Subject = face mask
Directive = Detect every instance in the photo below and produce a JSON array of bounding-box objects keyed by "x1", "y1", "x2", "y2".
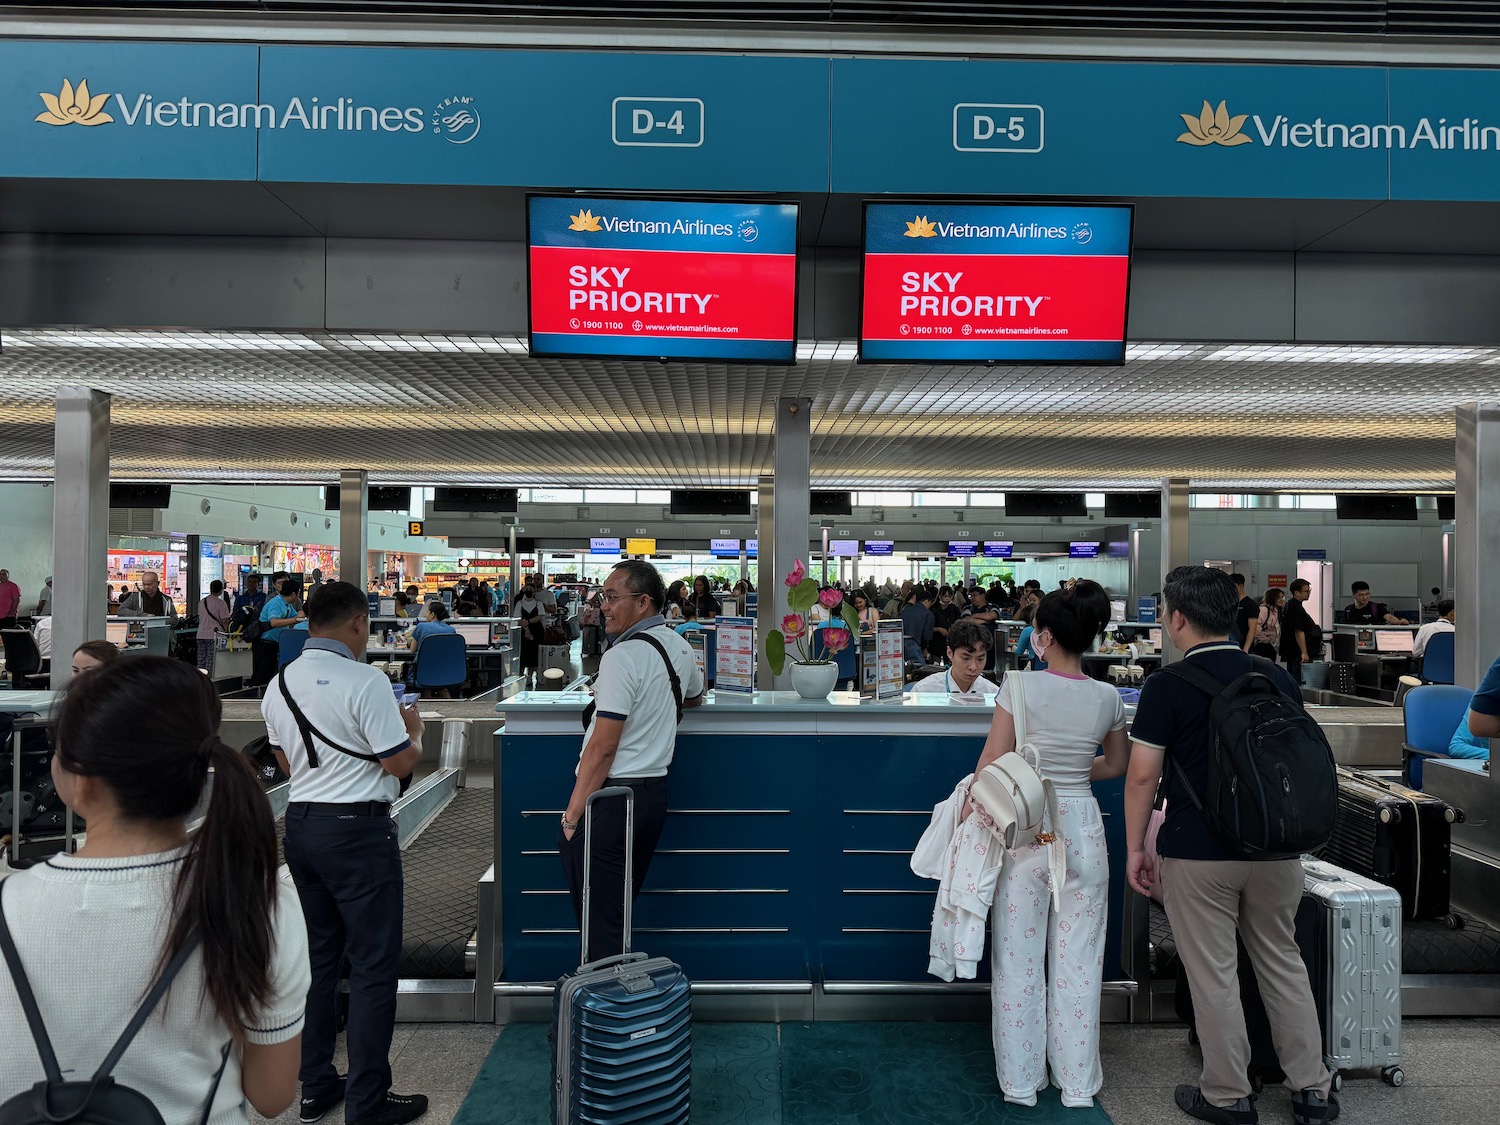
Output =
[{"x1": 1032, "y1": 636, "x2": 1048, "y2": 663}]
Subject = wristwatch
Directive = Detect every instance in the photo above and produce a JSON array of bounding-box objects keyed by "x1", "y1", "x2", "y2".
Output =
[{"x1": 561, "y1": 814, "x2": 579, "y2": 832}]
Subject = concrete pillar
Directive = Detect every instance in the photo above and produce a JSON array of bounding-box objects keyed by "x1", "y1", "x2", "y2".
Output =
[
  {"x1": 185, "y1": 534, "x2": 202, "y2": 615},
  {"x1": 338, "y1": 469, "x2": 368, "y2": 589},
  {"x1": 768, "y1": 397, "x2": 812, "y2": 690},
  {"x1": 51, "y1": 387, "x2": 111, "y2": 689},
  {"x1": 756, "y1": 474, "x2": 775, "y2": 689},
  {"x1": 1454, "y1": 405, "x2": 1500, "y2": 691},
  {"x1": 1160, "y1": 478, "x2": 1191, "y2": 663}
]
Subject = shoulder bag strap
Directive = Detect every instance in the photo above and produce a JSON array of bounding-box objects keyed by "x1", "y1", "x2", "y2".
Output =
[
  {"x1": 195, "y1": 1041, "x2": 234, "y2": 1125},
  {"x1": 1008, "y1": 670, "x2": 1028, "y2": 752},
  {"x1": 276, "y1": 672, "x2": 381, "y2": 769},
  {"x1": 0, "y1": 879, "x2": 65, "y2": 1083},
  {"x1": 632, "y1": 632, "x2": 685, "y2": 723}
]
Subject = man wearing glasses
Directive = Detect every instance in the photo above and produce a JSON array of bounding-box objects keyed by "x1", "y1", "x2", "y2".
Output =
[{"x1": 558, "y1": 560, "x2": 705, "y2": 963}]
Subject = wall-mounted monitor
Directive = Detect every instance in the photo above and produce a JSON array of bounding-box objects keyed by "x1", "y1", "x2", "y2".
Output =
[
  {"x1": 1005, "y1": 492, "x2": 1088, "y2": 518},
  {"x1": 590, "y1": 537, "x2": 620, "y2": 555},
  {"x1": 746, "y1": 539, "x2": 759, "y2": 559},
  {"x1": 830, "y1": 539, "x2": 860, "y2": 558},
  {"x1": 1437, "y1": 495, "x2": 1455, "y2": 521},
  {"x1": 1336, "y1": 494, "x2": 1417, "y2": 521},
  {"x1": 983, "y1": 541, "x2": 1014, "y2": 558},
  {"x1": 859, "y1": 201, "x2": 1133, "y2": 365},
  {"x1": 669, "y1": 489, "x2": 752, "y2": 516},
  {"x1": 948, "y1": 541, "x2": 978, "y2": 558},
  {"x1": 432, "y1": 487, "x2": 518, "y2": 513},
  {"x1": 710, "y1": 538, "x2": 741, "y2": 558},
  {"x1": 324, "y1": 486, "x2": 411, "y2": 512},
  {"x1": 810, "y1": 490, "x2": 853, "y2": 516},
  {"x1": 1104, "y1": 492, "x2": 1161, "y2": 519},
  {"x1": 527, "y1": 194, "x2": 799, "y2": 364},
  {"x1": 1069, "y1": 542, "x2": 1101, "y2": 559},
  {"x1": 864, "y1": 540, "x2": 895, "y2": 556},
  {"x1": 109, "y1": 483, "x2": 172, "y2": 509}
]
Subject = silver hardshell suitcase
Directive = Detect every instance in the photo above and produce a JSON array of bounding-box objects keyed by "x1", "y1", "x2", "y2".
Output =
[
  {"x1": 551, "y1": 786, "x2": 692, "y2": 1124},
  {"x1": 1299, "y1": 857, "x2": 1404, "y2": 1088}
]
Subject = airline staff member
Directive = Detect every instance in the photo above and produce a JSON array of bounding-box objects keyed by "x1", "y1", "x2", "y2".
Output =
[
  {"x1": 560, "y1": 560, "x2": 705, "y2": 964},
  {"x1": 261, "y1": 582, "x2": 429, "y2": 1125},
  {"x1": 908, "y1": 619, "x2": 997, "y2": 698}
]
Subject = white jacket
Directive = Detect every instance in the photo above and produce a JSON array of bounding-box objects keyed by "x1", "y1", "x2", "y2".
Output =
[{"x1": 911, "y1": 775, "x2": 1005, "y2": 982}]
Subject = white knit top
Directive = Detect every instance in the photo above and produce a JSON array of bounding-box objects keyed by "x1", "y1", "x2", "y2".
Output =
[{"x1": 0, "y1": 848, "x2": 310, "y2": 1125}]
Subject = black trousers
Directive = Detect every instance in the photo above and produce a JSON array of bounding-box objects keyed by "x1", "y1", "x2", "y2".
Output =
[
  {"x1": 283, "y1": 805, "x2": 403, "y2": 1120},
  {"x1": 559, "y1": 777, "x2": 669, "y2": 965},
  {"x1": 1285, "y1": 652, "x2": 1303, "y2": 686}
]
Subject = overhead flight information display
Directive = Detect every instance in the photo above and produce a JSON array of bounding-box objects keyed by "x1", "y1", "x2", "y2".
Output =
[
  {"x1": 528, "y1": 194, "x2": 799, "y2": 364},
  {"x1": 859, "y1": 201, "x2": 1133, "y2": 364}
]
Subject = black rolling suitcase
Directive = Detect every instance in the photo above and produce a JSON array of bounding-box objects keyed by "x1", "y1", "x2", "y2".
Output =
[
  {"x1": 1323, "y1": 768, "x2": 1462, "y2": 922},
  {"x1": 551, "y1": 786, "x2": 692, "y2": 1125}
]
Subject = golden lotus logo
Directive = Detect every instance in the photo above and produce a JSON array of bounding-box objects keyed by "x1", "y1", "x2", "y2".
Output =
[
  {"x1": 36, "y1": 78, "x2": 113, "y2": 127},
  {"x1": 904, "y1": 215, "x2": 937, "y2": 238},
  {"x1": 568, "y1": 209, "x2": 603, "y2": 232},
  {"x1": 1177, "y1": 100, "x2": 1251, "y2": 147}
]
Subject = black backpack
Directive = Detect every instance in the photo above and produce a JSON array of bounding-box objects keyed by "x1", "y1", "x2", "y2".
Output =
[
  {"x1": 228, "y1": 602, "x2": 266, "y2": 642},
  {"x1": 0, "y1": 881, "x2": 231, "y2": 1125},
  {"x1": 1162, "y1": 657, "x2": 1338, "y2": 860}
]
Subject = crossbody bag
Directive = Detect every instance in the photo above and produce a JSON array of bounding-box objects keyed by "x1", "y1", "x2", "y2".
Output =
[{"x1": 580, "y1": 631, "x2": 684, "y2": 731}]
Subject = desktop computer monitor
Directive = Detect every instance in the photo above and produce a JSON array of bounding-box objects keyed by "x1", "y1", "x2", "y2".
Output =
[
  {"x1": 452, "y1": 621, "x2": 491, "y2": 648},
  {"x1": 106, "y1": 621, "x2": 130, "y2": 649},
  {"x1": 1374, "y1": 630, "x2": 1415, "y2": 654},
  {"x1": 1147, "y1": 628, "x2": 1163, "y2": 650}
]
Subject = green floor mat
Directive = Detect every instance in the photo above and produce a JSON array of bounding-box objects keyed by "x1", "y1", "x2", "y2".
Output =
[{"x1": 454, "y1": 1021, "x2": 1112, "y2": 1125}]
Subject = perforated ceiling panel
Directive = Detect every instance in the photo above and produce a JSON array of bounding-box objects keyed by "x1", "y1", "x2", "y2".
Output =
[{"x1": 0, "y1": 331, "x2": 1477, "y2": 489}]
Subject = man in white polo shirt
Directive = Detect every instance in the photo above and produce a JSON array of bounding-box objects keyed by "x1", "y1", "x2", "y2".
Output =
[
  {"x1": 559, "y1": 559, "x2": 705, "y2": 963},
  {"x1": 261, "y1": 581, "x2": 428, "y2": 1125},
  {"x1": 909, "y1": 619, "x2": 998, "y2": 699}
]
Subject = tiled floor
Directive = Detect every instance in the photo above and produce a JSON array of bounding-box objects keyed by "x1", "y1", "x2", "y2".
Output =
[{"x1": 255, "y1": 1016, "x2": 1500, "y2": 1125}]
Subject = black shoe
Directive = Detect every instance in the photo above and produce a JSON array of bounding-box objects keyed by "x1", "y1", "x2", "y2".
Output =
[
  {"x1": 1175, "y1": 1085, "x2": 1258, "y2": 1125},
  {"x1": 300, "y1": 1076, "x2": 347, "y2": 1123},
  {"x1": 1291, "y1": 1089, "x2": 1341, "y2": 1125},
  {"x1": 347, "y1": 1093, "x2": 430, "y2": 1125}
]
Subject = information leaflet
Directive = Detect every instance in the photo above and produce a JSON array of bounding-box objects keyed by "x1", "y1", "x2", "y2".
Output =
[
  {"x1": 686, "y1": 630, "x2": 707, "y2": 689},
  {"x1": 877, "y1": 619, "x2": 905, "y2": 701},
  {"x1": 860, "y1": 201, "x2": 1132, "y2": 364},
  {"x1": 528, "y1": 195, "x2": 799, "y2": 363},
  {"x1": 715, "y1": 616, "x2": 756, "y2": 694},
  {"x1": 860, "y1": 632, "x2": 879, "y2": 700}
]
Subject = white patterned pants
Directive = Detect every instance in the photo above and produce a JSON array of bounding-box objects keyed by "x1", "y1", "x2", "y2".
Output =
[{"x1": 989, "y1": 795, "x2": 1109, "y2": 1107}]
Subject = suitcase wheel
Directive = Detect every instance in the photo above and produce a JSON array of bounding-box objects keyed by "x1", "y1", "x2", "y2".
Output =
[
  {"x1": 1249, "y1": 1072, "x2": 1263, "y2": 1095},
  {"x1": 1444, "y1": 913, "x2": 1464, "y2": 931},
  {"x1": 1330, "y1": 1073, "x2": 1343, "y2": 1093},
  {"x1": 1383, "y1": 1067, "x2": 1404, "y2": 1087}
]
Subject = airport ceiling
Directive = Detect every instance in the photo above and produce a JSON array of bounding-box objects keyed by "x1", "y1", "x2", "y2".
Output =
[{"x1": 0, "y1": 329, "x2": 1481, "y2": 490}]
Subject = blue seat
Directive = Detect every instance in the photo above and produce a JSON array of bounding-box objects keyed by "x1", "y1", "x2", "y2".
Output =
[
  {"x1": 1402, "y1": 683, "x2": 1473, "y2": 789},
  {"x1": 1421, "y1": 630, "x2": 1456, "y2": 685},
  {"x1": 411, "y1": 630, "x2": 469, "y2": 695},
  {"x1": 811, "y1": 624, "x2": 857, "y2": 687},
  {"x1": 277, "y1": 629, "x2": 308, "y2": 668}
]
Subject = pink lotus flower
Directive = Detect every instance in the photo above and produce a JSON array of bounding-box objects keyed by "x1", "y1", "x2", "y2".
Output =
[
  {"x1": 781, "y1": 614, "x2": 805, "y2": 639},
  {"x1": 818, "y1": 588, "x2": 843, "y2": 609},
  {"x1": 785, "y1": 558, "x2": 806, "y2": 587},
  {"x1": 822, "y1": 628, "x2": 850, "y2": 653}
]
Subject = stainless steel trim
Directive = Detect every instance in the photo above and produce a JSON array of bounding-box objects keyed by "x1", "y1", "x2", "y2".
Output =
[
  {"x1": 473, "y1": 865, "x2": 501, "y2": 1023},
  {"x1": 520, "y1": 849, "x2": 560, "y2": 856},
  {"x1": 520, "y1": 886, "x2": 789, "y2": 895},
  {"x1": 821, "y1": 979, "x2": 1137, "y2": 995},
  {"x1": 656, "y1": 848, "x2": 789, "y2": 855},
  {"x1": 521, "y1": 926, "x2": 789, "y2": 935},
  {"x1": 391, "y1": 766, "x2": 458, "y2": 849}
]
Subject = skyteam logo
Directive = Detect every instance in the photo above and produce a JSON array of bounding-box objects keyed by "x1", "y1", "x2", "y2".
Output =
[
  {"x1": 1071, "y1": 223, "x2": 1093, "y2": 245},
  {"x1": 737, "y1": 220, "x2": 759, "y2": 243},
  {"x1": 430, "y1": 94, "x2": 480, "y2": 144}
]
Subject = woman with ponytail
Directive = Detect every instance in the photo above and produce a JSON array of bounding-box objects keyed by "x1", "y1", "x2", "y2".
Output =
[
  {"x1": 968, "y1": 580, "x2": 1131, "y2": 1111},
  {"x1": 0, "y1": 656, "x2": 308, "y2": 1123}
]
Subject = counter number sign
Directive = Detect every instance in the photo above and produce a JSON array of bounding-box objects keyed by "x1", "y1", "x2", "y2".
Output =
[
  {"x1": 407, "y1": 520, "x2": 424, "y2": 537},
  {"x1": 613, "y1": 97, "x2": 704, "y2": 147}
]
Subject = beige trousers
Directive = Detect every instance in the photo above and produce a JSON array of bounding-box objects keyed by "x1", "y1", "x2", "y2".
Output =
[{"x1": 1161, "y1": 856, "x2": 1333, "y2": 1106}]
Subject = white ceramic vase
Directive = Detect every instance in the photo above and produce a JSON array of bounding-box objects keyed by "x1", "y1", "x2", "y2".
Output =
[{"x1": 789, "y1": 660, "x2": 839, "y2": 700}]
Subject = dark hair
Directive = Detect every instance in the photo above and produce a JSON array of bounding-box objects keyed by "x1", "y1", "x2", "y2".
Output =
[
  {"x1": 938, "y1": 585, "x2": 953, "y2": 597},
  {"x1": 665, "y1": 580, "x2": 687, "y2": 607},
  {"x1": 275, "y1": 579, "x2": 296, "y2": 598},
  {"x1": 1033, "y1": 580, "x2": 1112, "y2": 655},
  {"x1": 427, "y1": 602, "x2": 450, "y2": 621},
  {"x1": 1351, "y1": 581, "x2": 1370, "y2": 594},
  {"x1": 1438, "y1": 598, "x2": 1456, "y2": 616},
  {"x1": 54, "y1": 657, "x2": 277, "y2": 1038},
  {"x1": 693, "y1": 575, "x2": 711, "y2": 597},
  {"x1": 305, "y1": 579, "x2": 368, "y2": 630},
  {"x1": 1230, "y1": 572, "x2": 1246, "y2": 586},
  {"x1": 1263, "y1": 588, "x2": 1285, "y2": 608},
  {"x1": 612, "y1": 559, "x2": 666, "y2": 611},
  {"x1": 209, "y1": 579, "x2": 224, "y2": 595},
  {"x1": 1018, "y1": 601, "x2": 1038, "y2": 624},
  {"x1": 1163, "y1": 566, "x2": 1238, "y2": 634},
  {"x1": 73, "y1": 639, "x2": 120, "y2": 667},
  {"x1": 1290, "y1": 578, "x2": 1311, "y2": 595},
  {"x1": 405, "y1": 585, "x2": 420, "y2": 596},
  {"x1": 245, "y1": 575, "x2": 261, "y2": 590},
  {"x1": 271, "y1": 571, "x2": 288, "y2": 585},
  {"x1": 968, "y1": 586, "x2": 987, "y2": 599},
  {"x1": 946, "y1": 618, "x2": 992, "y2": 654},
  {"x1": 851, "y1": 591, "x2": 870, "y2": 610},
  {"x1": 394, "y1": 592, "x2": 410, "y2": 610}
]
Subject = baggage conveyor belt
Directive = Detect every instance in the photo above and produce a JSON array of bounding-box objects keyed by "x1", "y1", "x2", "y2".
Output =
[{"x1": 400, "y1": 787, "x2": 493, "y2": 979}]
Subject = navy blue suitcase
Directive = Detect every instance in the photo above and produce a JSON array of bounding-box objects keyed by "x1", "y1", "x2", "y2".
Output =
[{"x1": 551, "y1": 786, "x2": 692, "y2": 1124}]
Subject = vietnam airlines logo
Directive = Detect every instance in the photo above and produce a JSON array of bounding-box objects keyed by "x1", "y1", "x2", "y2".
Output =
[
  {"x1": 904, "y1": 216, "x2": 937, "y2": 238},
  {"x1": 35, "y1": 78, "x2": 113, "y2": 127},
  {"x1": 568, "y1": 209, "x2": 603, "y2": 232},
  {"x1": 1177, "y1": 100, "x2": 1251, "y2": 147}
]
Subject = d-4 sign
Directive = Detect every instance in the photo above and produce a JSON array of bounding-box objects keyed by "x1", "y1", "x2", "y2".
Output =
[{"x1": 612, "y1": 97, "x2": 705, "y2": 147}]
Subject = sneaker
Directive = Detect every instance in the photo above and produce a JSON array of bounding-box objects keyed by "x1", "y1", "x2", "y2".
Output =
[
  {"x1": 1291, "y1": 1089, "x2": 1341, "y2": 1124},
  {"x1": 300, "y1": 1076, "x2": 347, "y2": 1124},
  {"x1": 347, "y1": 1093, "x2": 430, "y2": 1125},
  {"x1": 1174, "y1": 1085, "x2": 1259, "y2": 1125}
]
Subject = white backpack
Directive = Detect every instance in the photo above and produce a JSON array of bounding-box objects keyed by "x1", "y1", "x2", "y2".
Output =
[{"x1": 967, "y1": 672, "x2": 1065, "y2": 910}]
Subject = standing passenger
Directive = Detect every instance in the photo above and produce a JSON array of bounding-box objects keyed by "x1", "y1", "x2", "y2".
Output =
[
  {"x1": 1278, "y1": 579, "x2": 1322, "y2": 685},
  {"x1": 969, "y1": 582, "x2": 1128, "y2": 1108},
  {"x1": 34, "y1": 575, "x2": 53, "y2": 618},
  {"x1": 514, "y1": 582, "x2": 545, "y2": 685},
  {"x1": 1242, "y1": 588, "x2": 1284, "y2": 661},
  {"x1": 197, "y1": 578, "x2": 233, "y2": 675},
  {"x1": 558, "y1": 561, "x2": 704, "y2": 963},
  {"x1": 260, "y1": 582, "x2": 429, "y2": 1125},
  {"x1": 899, "y1": 588, "x2": 935, "y2": 667},
  {"x1": 0, "y1": 568, "x2": 19, "y2": 630}
]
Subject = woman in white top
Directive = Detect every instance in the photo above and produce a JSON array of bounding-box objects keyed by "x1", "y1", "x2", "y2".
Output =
[
  {"x1": 968, "y1": 581, "x2": 1130, "y2": 1110},
  {"x1": 0, "y1": 656, "x2": 310, "y2": 1125}
]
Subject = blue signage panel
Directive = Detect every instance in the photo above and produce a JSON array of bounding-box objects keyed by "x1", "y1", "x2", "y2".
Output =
[
  {"x1": 710, "y1": 538, "x2": 741, "y2": 557},
  {"x1": 864, "y1": 540, "x2": 895, "y2": 556},
  {"x1": 1297, "y1": 548, "x2": 1328, "y2": 560},
  {"x1": 1389, "y1": 68, "x2": 1500, "y2": 202},
  {"x1": 258, "y1": 48, "x2": 829, "y2": 190},
  {"x1": 948, "y1": 541, "x2": 978, "y2": 558},
  {"x1": 746, "y1": 539, "x2": 758, "y2": 559},
  {"x1": 1136, "y1": 596, "x2": 1158, "y2": 624},
  {"x1": 1, "y1": 40, "x2": 259, "y2": 179},
  {"x1": 832, "y1": 58, "x2": 1389, "y2": 200},
  {"x1": 1069, "y1": 542, "x2": 1101, "y2": 559},
  {"x1": 589, "y1": 537, "x2": 620, "y2": 555},
  {"x1": 983, "y1": 541, "x2": 1014, "y2": 559}
]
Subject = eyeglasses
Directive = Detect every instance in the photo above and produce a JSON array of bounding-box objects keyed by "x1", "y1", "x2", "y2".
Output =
[{"x1": 600, "y1": 590, "x2": 645, "y2": 605}]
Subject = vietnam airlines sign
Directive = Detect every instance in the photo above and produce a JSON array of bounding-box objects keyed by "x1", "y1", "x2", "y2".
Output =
[{"x1": 1177, "y1": 98, "x2": 1500, "y2": 151}]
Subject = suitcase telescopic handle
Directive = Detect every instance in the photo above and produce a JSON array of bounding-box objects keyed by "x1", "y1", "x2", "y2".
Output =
[{"x1": 580, "y1": 785, "x2": 635, "y2": 968}]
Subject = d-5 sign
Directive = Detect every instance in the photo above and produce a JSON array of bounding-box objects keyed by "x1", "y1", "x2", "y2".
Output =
[
  {"x1": 612, "y1": 97, "x2": 705, "y2": 147},
  {"x1": 952, "y1": 103, "x2": 1044, "y2": 153}
]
